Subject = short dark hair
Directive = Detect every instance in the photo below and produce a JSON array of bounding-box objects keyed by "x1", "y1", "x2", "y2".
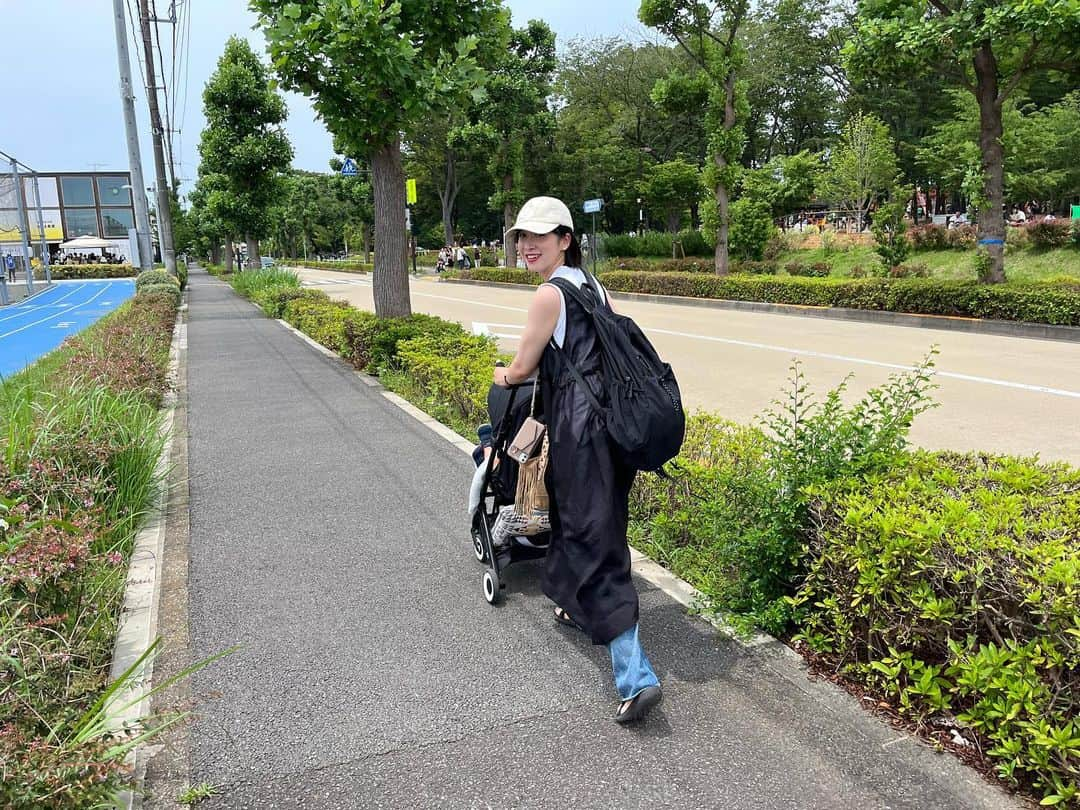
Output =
[{"x1": 554, "y1": 226, "x2": 583, "y2": 269}]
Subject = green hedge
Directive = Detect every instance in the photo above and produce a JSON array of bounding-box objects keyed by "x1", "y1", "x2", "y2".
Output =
[
  {"x1": 601, "y1": 229, "x2": 713, "y2": 257},
  {"x1": 36, "y1": 264, "x2": 135, "y2": 280},
  {"x1": 598, "y1": 272, "x2": 1080, "y2": 326},
  {"x1": 793, "y1": 452, "x2": 1080, "y2": 805}
]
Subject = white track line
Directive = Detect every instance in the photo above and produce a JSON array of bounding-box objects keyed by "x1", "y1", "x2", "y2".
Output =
[
  {"x1": 419, "y1": 289, "x2": 1080, "y2": 399},
  {"x1": 0, "y1": 283, "x2": 87, "y2": 322},
  {"x1": 0, "y1": 283, "x2": 113, "y2": 339}
]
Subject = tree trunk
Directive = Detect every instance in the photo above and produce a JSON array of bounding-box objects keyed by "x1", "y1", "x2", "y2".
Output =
[
  {"x1": 974, "y1": 42, "x2": 1006, "y2": 283},
  {"x1": 245, "y1": 234, "x2": 261, "y2": 270},
  {"x1": 371, "y1": 136, "x2": 411, "y2": 317},
  {"x1": 362, "y1": 223, "x2": 371, "y2": 264},
  {"x1": 714, "y1": 72, "x2": 738, "y2": 276},
  {"x1": 210, "y1": 243, "x2": 222, "y2": 265},
  {"x1": 223, "y1": 236, "x2": 234, "y2": 274},
  {"x1": 503, "y1": 174, "x2": 517, "y2": 269},
  {"x1": 666, "y1": 210, "x2": 681, "y2": 233},
  {"x1": 441, "y1": 149, "x2": 459, "y2": 247}
]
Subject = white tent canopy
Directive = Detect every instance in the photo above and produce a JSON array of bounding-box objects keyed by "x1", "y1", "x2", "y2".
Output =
[{"x1": 60, "y1": 235, "x2": 112, "y2": 250}]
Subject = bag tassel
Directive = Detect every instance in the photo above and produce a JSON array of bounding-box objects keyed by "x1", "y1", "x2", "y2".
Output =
[{"x1": 515, "y1": 434, "x2": 549, "y2": 516}]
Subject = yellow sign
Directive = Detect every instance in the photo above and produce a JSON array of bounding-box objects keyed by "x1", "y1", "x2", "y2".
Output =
[
  {"x1": 406, "y1": 178, "x2": 417, "y2": 205},
  {"x1": 0, "y1": 212, "x2": 64, "y2": 242}
]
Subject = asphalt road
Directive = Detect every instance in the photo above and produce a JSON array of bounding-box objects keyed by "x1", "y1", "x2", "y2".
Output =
[
  {"x1": 180, "y1": 268, "x2": 1020, "y2": 808},
  {"x1": 294, "y1": 267, "x2": 1080, "y2": 465}
]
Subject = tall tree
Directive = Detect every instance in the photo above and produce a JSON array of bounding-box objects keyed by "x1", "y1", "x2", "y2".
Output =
[
  {"x1": 197, "y1": 36, "x2": 293, "y2": 269},
  {"x1": 816, "y1": 112, "x2": 899, "y2": 231},
  {"x1": 637, "y1": 159, "x2": 703, "y2": 232},
  {"x1": 456, "y1": 19, "x2": 556, "y2": 268},
  {"x1": 640, "y1": 0, "x2": 751, "y2": 275},
  {"x1": 845, "y1": 0, "x2": 1080, "y2": 282},
  {"x1": 252, "y1": 0, "x2": 507, "y2": 317}
]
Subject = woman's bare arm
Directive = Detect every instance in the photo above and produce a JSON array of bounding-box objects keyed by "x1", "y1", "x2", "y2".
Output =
[{"x1": 494, "y1": 284, "x2": 561, "y2": 386}]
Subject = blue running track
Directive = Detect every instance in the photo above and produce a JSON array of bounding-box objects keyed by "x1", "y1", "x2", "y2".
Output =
[{"x1": 0, "y1": 280, "x2": 136, "y2": 378}]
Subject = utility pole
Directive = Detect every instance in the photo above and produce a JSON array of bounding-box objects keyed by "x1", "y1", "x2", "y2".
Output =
[
  {"x1": 137, "y1": 0, "x2": 177, "y2": 276},
  {"x1": 111, "y1": 0, "x2": 154, "y2": 272}
]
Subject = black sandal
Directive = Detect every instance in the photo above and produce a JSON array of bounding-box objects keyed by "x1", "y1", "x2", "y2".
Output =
[
  {"x1": 614, "y1": 685, "x2": 662, "y2": 725},
  {"x1": 553, "y1": 606, "x2": 583, "y2": 631}
]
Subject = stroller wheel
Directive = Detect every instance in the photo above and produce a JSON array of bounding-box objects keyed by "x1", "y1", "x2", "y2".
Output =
[
  {"x1": 471, "y1": 513, "x2": 488, "y2": 563},
  {"x1": 482, "y1": 568, "x2": 501, "y2": 605}
]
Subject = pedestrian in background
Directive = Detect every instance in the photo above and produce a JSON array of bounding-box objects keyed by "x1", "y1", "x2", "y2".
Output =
[
  {"x1": 5, "y1": 254, "x2": 16, "y2": 282},
  {"x1": 493, "y1": 195, "x2": 663, "y2": 725}
]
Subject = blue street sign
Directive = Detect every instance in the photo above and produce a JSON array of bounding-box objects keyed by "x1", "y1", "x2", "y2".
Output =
[
  {"x1": 583, "y1": 198, "x2": 603, "y2": 214},
  {"x1": 341, "y1": 158, "x2": 358, "y2": 177}
]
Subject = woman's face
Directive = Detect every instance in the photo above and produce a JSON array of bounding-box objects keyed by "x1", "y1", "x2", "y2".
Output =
[{"x1": 517, "y1": 230, "x2": 571, "y2": 274}]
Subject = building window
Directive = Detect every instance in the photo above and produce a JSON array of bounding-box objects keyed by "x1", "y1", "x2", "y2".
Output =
[
  {"x1": 60, "y1": 176, "x2": 95, "y2": 207},
  {"x1": 25, "y1": 176, "x2": 60, "y2": 208},
  {"x1": 0, "y1": 176, "x2": 19, "y2": 209},
  {"x1": 101, "y1": 209, "x2": 134, "y2": 237},
  {"x1": 64, "y1": 209, "x2": 100, "y2": 237},
  {"x1": 96, "y1": 176, "x2": 132, "y2": 206}
]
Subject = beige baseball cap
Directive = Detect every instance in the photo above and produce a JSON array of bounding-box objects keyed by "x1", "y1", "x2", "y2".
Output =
[{"x1": 504, "y1": 196, "x2": 574, "y2": 242}]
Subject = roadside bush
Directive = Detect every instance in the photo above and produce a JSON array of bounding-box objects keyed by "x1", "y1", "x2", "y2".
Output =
[
  {"x1": 599, "y1": 229, "x2": 712, "y2": 258},
  {"x1": 342, "y1": 312, "x2": 467, "y2": 372},
  {"x1": 393, "y1": 332, "x2": 500, "y2": 433},
  {"x1": 784, "y1": 261, "x2": 831, "y2": 278},
  {"x1": 285, "y1": 259, "x2": 372, "y2": 274},
  {"x1": 138, "y1": 282, "x2": 181, "y2": 307},
  {"x1": 231, "y1": 267, "x2": 299, "y2": 298},
  {"x1": 135, "y1": 269, "x2": 176, "y2": 291},
  {"x1": 792, "y1": 452, "x2": 1080, "y2": 805},
  {"x1": 1027, "y1": 219, "x2": 1073, "y2": 249},
  {"x1": 255, "y1": 286, "x2": 328, "y2": 319},
  {"x1": 37, "y1": 264, "x2": 135, "y2": 280},
  {"x1": 457, "y1": 268, "x2": 538, "y2": 285},
  {"x1": 738, "y1": 260, "x2": 779, "y2": 275},
  {"x1": 281, "y1": 297, "x2": 354, "y2": 355},
  {"x1": 597, "y1": 271, "x2": 1080, "y2": 325},
  {"x1": 1006, "y1": 224, "x2": 1031, "y2": 249},
  {"x1": 871, "y1": 199, "x2": 911, "y2": 268}
]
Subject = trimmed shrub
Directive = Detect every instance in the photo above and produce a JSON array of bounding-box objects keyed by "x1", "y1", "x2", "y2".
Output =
[
  {"x1": 909, "y1": 224, "x2": 949, "y2": 251},
  {"x1": 138, "y1": 282, "x2": 181, "y2": 307},
  {"x1": 784, "y1": 261, "x2": 809, "y2": 276},
  {"x1": 599, "y1": 229, "x2": 713, "y2": 258},
  {"x1": 393, "y1": 332, "x2": 500, "y2": 432},
  {"x1": 135, "y1": 269, "x2": 177, "y2": 291},
  {"x1": 1026, "y1": 219, "x2": 1073, "y2": 249},
  {"x1": 792, "y1": 452, "x2": 1080, "y2": 804},
  {"x1": 457, "y1": 268, "x2": 538, "y2": 285},
  {"x1": 285, "y1": 259, "x2": 373, "y2": 273},
  {"x1": 887, "y1": 263, "x2": 930, "y2": 279},
  {"x1": 36, "y1": 263, "x2": 135, "y2": 280},
  {"x1": 597, "y1": 271, "x2": 1080, "y2": 325},
  {"x1": 342, "y1": 311, "x2": 467, "y2": 372},
  {"x1": 254, "y1": 286, "x2": 329, "y2": 319},
  {"x1": 738, "y1": 260, "x2": 779, "y2": 275}
]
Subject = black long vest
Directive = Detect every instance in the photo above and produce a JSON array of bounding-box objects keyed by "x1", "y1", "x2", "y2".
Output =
[{"x1": 538, "y1": 275, "x2": 638, "y2": 645}]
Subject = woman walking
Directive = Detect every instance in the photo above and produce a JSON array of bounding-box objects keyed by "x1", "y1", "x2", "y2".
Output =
[{"x1": 493, "y1": 196, "x2": 662, "y2": 724}]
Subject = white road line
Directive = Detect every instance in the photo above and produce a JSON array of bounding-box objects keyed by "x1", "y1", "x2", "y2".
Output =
[
  {"x1": 0, "y1": 283, "x2": 113, "y2": 339},
  {"x1": 0, "y1": 283, "x2": 87, "y2": 322},
  {"x1": 472, "y1": 321, "x2": 522, "y2": 340},
  {"x1": 420, "y1": 288, "x2": 1080, "y2": 399}
]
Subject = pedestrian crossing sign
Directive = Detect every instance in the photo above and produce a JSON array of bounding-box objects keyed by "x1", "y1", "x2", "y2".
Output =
[
  {"x1": 341, "y1": 158, "x2": 358, "y2": 177},
  {"x1": 406, "y1": 178, "x2": 417, "y2": 205}
]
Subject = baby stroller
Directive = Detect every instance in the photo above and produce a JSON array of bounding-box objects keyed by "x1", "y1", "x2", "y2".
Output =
[{"x1": 469, "y1": 367, "x2": 550, "y2": 604}]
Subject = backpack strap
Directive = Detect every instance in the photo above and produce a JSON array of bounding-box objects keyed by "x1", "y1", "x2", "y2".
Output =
[{"x1": 548, "y1": 338, "x2": 604, "y2": 413}]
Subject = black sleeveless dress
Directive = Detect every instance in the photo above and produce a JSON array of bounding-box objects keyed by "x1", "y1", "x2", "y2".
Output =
[{"x1": 539, "y1": 279, "x2": 638, "y2": 645}]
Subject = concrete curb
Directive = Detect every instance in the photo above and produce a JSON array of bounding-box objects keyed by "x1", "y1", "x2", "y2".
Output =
[
  {"x1": 110, "y1": 294, "x2": 187, "y2": 810},
  {"x1": 272, "y1": 316, "x2": 787, "y2": 656},
  {"x1": 440, "y1": 277, "x2": 1080, "y2": 343}
]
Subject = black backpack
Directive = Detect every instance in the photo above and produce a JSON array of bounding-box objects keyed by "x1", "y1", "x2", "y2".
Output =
[{"x1": 549, "y1": 274, "x2": 685, "y2": 471}]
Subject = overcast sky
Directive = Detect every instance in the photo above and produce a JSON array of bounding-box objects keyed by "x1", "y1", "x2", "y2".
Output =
[{"x1": 0, "y1": 1, "x2": 649, "y2": 198}]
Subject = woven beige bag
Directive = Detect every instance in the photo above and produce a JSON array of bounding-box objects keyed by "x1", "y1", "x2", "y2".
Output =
[{"x1": 513, "y1": 433, "x2": 550, "y2": 534}]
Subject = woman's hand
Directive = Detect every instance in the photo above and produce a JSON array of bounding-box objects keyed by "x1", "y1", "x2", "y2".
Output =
[{"x1": 493, "y1": 366, "x2": 514, "y2": 387}]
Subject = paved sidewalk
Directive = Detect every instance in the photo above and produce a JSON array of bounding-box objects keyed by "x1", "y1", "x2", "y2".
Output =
[{"x1": 177, "y1": 268, "x2": 1019, "y2": 809}]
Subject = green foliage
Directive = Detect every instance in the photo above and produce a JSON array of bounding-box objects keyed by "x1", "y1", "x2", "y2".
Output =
[
  {"x1": 229, "y1": 267, "x2": 299, "y2": 299},
  {"x1": 729, "y1": 198, "x2": 776, "y2": 261},
  {"x1": 1027, "y1": 220, "x2": 1074, "y2": 250},
  {"x1": 254, "y1": 287, "x2": 327, "y2": 319},
  {"x1": 637, "y1": 159, "x2": 703, "y2": 232},
  {"x1": 816, "y1": 112, "x2": 899, "y2": 230},
  {"x1": 178, "y1": 783, "x2": 220, "y2": 805},
  {"x1": 784, "y1": 261, "x2": 831, "y2": 277},
  {"x1": 792, "y1": 452, "x2": 1080, "y2": 805},
  {"x1": 135, "y1": 269, "x2": 178, "y2": 292},
  {"x1": 871, "y1": 196, "x2": 911, "y2": 268},
  {"x1": 139, "y1": 283, "x2": 181, "y2": 308},
  {"x1": 35, "y1": 264, "x2": 134, "y2": 281},
  {"x1": 600, "y1": 230, "x2": 713, "y2": 258},
  {"x1": 597, "y1": 271, "x2": 1080, "y2": 325},
  {"x1": 393, "y1": 332, "x2": 500, "y2": 432},
  {"x1": 195, "y1": 36, "x2": 293, "y2": 246}
]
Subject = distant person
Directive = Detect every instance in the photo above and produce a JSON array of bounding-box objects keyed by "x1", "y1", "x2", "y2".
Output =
[
  {"x1": 455, "y1": 244, "x2": 466, "y2": 270},
  {"x1": 5, "y1": 254, "x2": 15, "y2": 283}
]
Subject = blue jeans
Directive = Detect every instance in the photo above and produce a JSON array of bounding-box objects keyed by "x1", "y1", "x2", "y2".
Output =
[{"x1": 608, "y1": 623, "x2": 660, "y2": 700}]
